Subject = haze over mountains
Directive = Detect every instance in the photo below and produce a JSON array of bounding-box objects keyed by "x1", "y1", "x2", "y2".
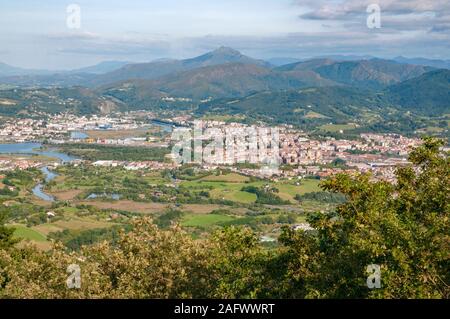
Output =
[
  {"x1": 0, "y1": 63, "x2": 54, "y2": 77},
  {"x1": 198, "y1": 69, "x2": 450, "y2": 118},
  {"x1": 98, "y1": 48, "x2": 442, "y2": 103},
  {"x1": 0, "y1": 47, "x2": 448, "y2": 89},
  {"x1": 70, "y1": 61, "x2": 130, "y2": 75},
  {"x1": 0, "y1": 47, "x2": 270, "y2": 87},
  {"x1": 0, "y1": 47, "x2": 449, "y2": 123},
  {"x1": 269, "y1": 56, "x2": 450, "y2": 69},
  {"x1": 0, "y1": 61, "x2": 130, "y2": 77}
]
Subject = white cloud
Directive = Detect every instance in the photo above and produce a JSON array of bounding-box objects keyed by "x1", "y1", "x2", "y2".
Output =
[
  {"x1": 298, "y1": 0, "x2": 450, "y2": 34},
  {"x1": 1, "y1": 0, "x2": 449, "y2": 68}
]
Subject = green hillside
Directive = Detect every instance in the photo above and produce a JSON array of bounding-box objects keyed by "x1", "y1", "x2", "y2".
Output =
[{"x1": 384, "y1": 69, "x2": 450, "y2": 115}]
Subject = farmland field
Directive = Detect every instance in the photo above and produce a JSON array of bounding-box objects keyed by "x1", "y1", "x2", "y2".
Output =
[
  {"x1": 319, "y1": 123, "x2": 358, "y2": 132},
  {"x1": 85, "y1": 128, "x2": 153, "y2": 139},
  {"x1": 181, "y1": 213, "x2": 235, "y2": 227},
  {"x1": 181, "y1": 175, "x2": 321, "y2": 204},
  {"x1": 11, "y1": 224, "x2": 47, "y2": 242}
]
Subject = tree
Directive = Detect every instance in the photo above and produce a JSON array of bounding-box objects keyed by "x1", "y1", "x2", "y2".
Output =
[
  {"x1": 0, "y1": 219, "x2": 266, "y2": 299},
  {"x1": 0, "y1": 211, "x2": 18, "y2": 250},
  {"x1": 331, "y1": 157, "x2": 347, "y2": 167},
  {"x1": 0, "y1": 138, "x2": 447, "y2": 299},
  {"x1": 278, "y1": 137, "x2": 449, "y2": 298}
]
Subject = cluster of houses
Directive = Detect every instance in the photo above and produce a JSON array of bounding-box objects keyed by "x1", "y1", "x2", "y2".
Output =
[
  {"x1": 175, "y1": 120, "x2": 423, "y2": 182},
  {"x1": 0, "y1": 112, "x2": 152, "y2": 142},
  {"x1": 0, "y1": 114, "x2": 427, "y2": 183},
  {"x1": 0, "y1": 158, "x2": 41, "y2": 171},
  {"x1": 92, "y1": 160, "x2": 178, "y2": 171}
]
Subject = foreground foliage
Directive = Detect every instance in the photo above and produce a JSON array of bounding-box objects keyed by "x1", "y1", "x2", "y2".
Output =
[{"x1": 0, "y1": 138, "x2": 448, "y2": 298}]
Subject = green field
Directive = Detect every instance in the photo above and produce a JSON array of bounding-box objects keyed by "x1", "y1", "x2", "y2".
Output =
[
  {"x1": 51, "y1": 166, "x2": 168, "y2": 192},
  {"x1": 181, "y1": 174, "x2": 321, "y2": 204},
  {"x1": 200, "y1": 114, "x2": 246, "y2": 122},
  {"x1": 319, "y1": 123, "x2": 358, "y2": 132},
  {"x1": 223, "y1": 190, "x2": 257, "y2": 203},
  {"x1": 182, "y1": 213, "x2": 235, "y2": 227},
  {"x1": 11, "y1": 225, "x2": 47, "y2": 242},
  {"x1": 200, "y1": 173, "x2": 249, "y2": 183},
  {"x1": 1, "y1": 165, "x2": 330, "y2": 254},
  {"x1": 304, "y1": 111, "x2": 329, "y2": 119},
  {"x1": 51, "y1": 166, "x2": 323, "y2": 206},
  {"x1": 276, "y1": 179, "x2": 321, "y2": 201}
]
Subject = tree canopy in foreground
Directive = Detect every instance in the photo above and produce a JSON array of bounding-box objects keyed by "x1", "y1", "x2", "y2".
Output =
[{"x1": 0, "y1": 138, "x2": 448, "y2": 299}]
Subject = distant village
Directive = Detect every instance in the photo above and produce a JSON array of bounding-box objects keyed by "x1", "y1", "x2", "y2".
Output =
[{"x1": 0, "y1": 113, "x2": 149, "y2": 143}]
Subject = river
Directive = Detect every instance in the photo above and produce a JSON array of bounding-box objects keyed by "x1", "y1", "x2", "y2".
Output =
[
  {"x1": 70, "y1": 131, "x2": 89, "y2": 140},
  {"x1": 31, "y1": 167, "x2": 58, "y2": 202},
  {"x1": 150, "y1": 119, "x2": 175, "y2": 132},
  {"x1": 0, "y1": 142, "x2": 77, "y2": 201},
  {"x1": 0, "y1": 142, "x2": 77, "y2": 163}
]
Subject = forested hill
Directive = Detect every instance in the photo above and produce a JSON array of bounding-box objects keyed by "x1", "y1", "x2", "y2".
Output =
[
  {"x1": 0, "y1": 48, "x2": 448, "y2": 137},
  {"x1": 384, "y1": 69, "x2": 450, "y2": 115}
]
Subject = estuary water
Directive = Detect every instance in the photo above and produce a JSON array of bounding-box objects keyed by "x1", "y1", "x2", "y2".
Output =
[
  {"x1": 150, "y1": 119, "x2": 175, "y2": 133},
  {"x1": 0, "y1": 142, "x2": 77, "y2": 201},
  {"x1": 70, "y1": 131, "x2": 88, "y2": 139},
  {"x1": 0, "y1": 142, "x2": 77, "y2": 163},
  {"x1": 31, "y1": 167, "x2": 58, "y2": 202}
]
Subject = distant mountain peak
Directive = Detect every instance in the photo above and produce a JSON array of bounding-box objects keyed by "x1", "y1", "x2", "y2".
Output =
[
  {"x1": 182, "y1": 46, "x2": 269, "y2": 68},
  {"x1": 71, "y1": 61, "x2": 130, "y2": 74},
  {"x1": 211, "y1": 46, "x2": 243, "y2": 56}
]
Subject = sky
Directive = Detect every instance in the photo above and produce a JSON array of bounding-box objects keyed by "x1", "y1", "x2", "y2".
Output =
[{"x1": 0, "y1": 0, "x2": 449, "y2": 70}]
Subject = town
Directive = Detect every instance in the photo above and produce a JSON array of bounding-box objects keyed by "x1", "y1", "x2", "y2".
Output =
[{"x1": 0, "y1": 113, "x2": 426, "y2": 183}]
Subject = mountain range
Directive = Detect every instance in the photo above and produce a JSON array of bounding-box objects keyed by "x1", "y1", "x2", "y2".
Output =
[
  {"x1": 0, "y1": 63, "x2": 54, "y2": 77},
  {"x1": 0, "y1": 47, "x2": 448, "y2": 132},
  {"x1": 269, "y1": 55, "x2": 450, "y2": 70},
  {"x1": 100, "y1": 51, "x2": 437, "y2": 102},
  {"x1": 385, "y1": 69, "x2": 450, "y2": 114},
  {"x1": 0, "y1": 47, "x2": 447, "y2": 91},
  {"x1": 197, "y1": 69, "x2": 450, "y2": 118}
]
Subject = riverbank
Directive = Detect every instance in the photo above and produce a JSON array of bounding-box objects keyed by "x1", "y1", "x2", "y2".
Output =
[
  {"x1": 0, "y1": 142, "x2": 78, "y2": 202},
  {"x1": 32, "y1": 166, "x2": 59, "y2": 202},
  {"x1": 0, "y1": 142, "x2": 78, "y2": 163}
]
